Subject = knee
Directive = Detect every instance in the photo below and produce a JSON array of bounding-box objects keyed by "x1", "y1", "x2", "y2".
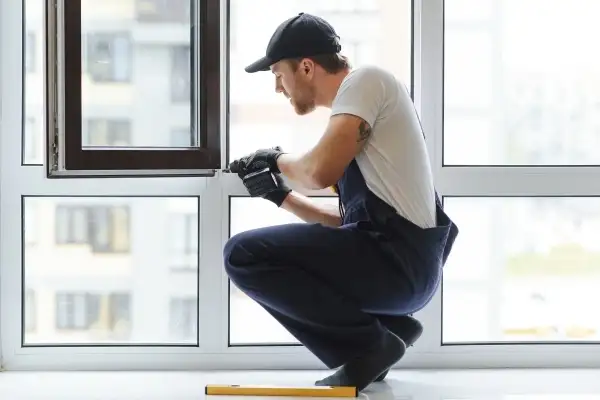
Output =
[
  {"x1": 223, "y1": 230, "x2": 259, "y2": 281},
  {"x1": 223, "y1": 225, "x2": 288, "y2": 282},
  {"x1": 223, "y1": 232, "x2": 244, "y2": 274}
]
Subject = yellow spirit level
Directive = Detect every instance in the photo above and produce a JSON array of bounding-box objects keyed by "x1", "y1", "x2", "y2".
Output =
[{"x1": 205, "y1": 384, "x2": 359, "y2": 397}]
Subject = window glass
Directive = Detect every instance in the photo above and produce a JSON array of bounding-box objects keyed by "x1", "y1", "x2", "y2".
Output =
[
  {"x1": 444, "y1": 0, "x2": 600, "y2": 165},
  {"x1": 23, "y1": 0, "x2": 44, "y2": 165},
  {"x1": 443, "y1": 197, "x2": 600, "y2": 343},
  {"x1": 228, "y1": 0, "x2": 412, "y2": 161},
  {"x1": 23, "y1": 197, "x2": 199, "y2": 345},
  {"x1": 80, "y1": 2, "x2": 193, "y2": 148}
]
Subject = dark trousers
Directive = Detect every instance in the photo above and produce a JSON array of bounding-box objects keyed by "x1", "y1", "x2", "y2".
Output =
[{"x1": 223, "y1": 221, "x2": 420, "y2": 369}]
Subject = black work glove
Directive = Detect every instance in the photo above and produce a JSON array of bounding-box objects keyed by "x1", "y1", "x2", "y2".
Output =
[
  {"x1": 229, "y1": 146, "x2": 285, "y2": 175},
  {"x1": 236, "y1": 168, "x2": 291, "y2": 207},
  {"x1": 260, "y1": 173, "x2": 291, "y2": 207}
]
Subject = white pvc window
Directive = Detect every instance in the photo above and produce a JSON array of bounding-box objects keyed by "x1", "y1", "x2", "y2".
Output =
[{"x1": 2, "y1": 0, "x2": 600, "y2": 371}]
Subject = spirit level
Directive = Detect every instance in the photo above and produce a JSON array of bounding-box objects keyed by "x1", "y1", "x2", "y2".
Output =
[{"x1": 205, "y1": 384, "x2": 359, "y2": 397}]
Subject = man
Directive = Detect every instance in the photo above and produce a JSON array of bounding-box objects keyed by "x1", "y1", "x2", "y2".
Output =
[{"x1": 223, "y1": 13, "x2": 458, "y2": 391}]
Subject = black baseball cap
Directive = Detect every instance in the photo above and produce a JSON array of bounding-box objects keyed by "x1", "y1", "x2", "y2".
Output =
[{"x1": 244, "y1": 12, "x2": 342, "y2": 73}]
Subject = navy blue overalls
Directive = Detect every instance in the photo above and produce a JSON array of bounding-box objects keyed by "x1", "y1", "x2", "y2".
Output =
[{"x1": 224, "y1": 159, "x2": 458, "y2": 369}]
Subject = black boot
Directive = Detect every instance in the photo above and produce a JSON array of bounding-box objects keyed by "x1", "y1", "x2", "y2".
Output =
[{"x1": 374, "y1": 315, "x2": 423, "y2": 382}]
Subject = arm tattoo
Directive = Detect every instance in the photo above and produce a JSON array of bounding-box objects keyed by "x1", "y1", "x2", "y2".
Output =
[{"x1": 357, "y1": 121, "x2": 372, "y2": 143}]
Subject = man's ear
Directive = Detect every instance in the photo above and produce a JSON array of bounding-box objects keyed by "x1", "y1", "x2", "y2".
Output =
[{"x1": 301, "y1": 58, "x2": 314, "y2": 76}]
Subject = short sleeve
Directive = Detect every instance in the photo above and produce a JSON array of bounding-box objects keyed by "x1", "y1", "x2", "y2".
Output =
[{"x1": 330, "y1": 66, "x2": 387, "y2": 128}]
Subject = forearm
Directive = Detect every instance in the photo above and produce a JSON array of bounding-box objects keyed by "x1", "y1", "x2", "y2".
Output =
[
  {"x1": 277, "y1": 153, "x2": 325, "y2": 190},
  {"x1": 280, "y1": 191, "x2": 342, "y2": 227}
]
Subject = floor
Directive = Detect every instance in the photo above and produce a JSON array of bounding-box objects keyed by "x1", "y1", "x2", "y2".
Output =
[{"x1": 1, "y1": 369, "x2": 599, "y2": 399}]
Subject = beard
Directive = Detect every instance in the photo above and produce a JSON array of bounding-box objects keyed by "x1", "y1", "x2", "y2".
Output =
[{"x1": 289, "y1": 83, "x2": 316, "y2": 115}]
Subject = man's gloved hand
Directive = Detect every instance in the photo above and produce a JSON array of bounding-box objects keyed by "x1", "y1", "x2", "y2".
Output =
[
  {"x1": 238, "y1": 169, "x2": 291, "y2": 207},
  {"x1": 229, "y1": 146, "x2": 285, "y2": 175},
  {"x1": 259, "y1": 173, "x2": 291, "y2": 207}
]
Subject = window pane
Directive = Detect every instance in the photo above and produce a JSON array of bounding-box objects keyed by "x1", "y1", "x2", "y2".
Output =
[
  {"x1": 445, "y1": 0, "x2": 494, "y2": 22},
  {"x1": 84, "y1": 119, "x2": 131, "y2": 147},
  {"x1": 81, "y1": 1, "x2": 195, "y2": 148},
  {"x1": 23, "y1": 0, "x2": 44, "y2": 165},
  {"x1": 170, "y1": 46, "x2": 191, "y2": 103},
  {"x1": 23, "y1": 196, "x2": 199, "y2": 345},
  {"x1": 442, "y1": 197, "x2": 600, "y2": 343},
  {"x1": 170, "y1": 129, "x2": 193, "y2": 147},
  {"x1": 229, "y1": 197, "x2": 338, "y2": 345},
  {"x1": 135, "y1": 0, "x2": 191, "y2": 23},
  {"x1": 24, "y1": 200, "x2": 38, "y2": 247},
  {"x1": 228, "y1": 0, "x2": 411, "y2": 161},
  {"x1": 168, "y1": 212, "x2": 198, "y2": 271},
  {"x1": 444, "y1": 0, "x2": 600, "y2": 165},
  {"x1": 169, "y1": 297, "x2": 197, "y2": 340},
  {"x1": 25, "y1": 289, "x2": 36, "y2": 332}
]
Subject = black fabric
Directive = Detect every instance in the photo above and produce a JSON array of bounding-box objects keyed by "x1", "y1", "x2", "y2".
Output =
[{"x1": 245, "y1": 13, "x2": 342, "y2": 73}]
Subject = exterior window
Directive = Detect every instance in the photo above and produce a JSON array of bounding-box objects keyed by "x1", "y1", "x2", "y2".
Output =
[
  {"x1": 55, "y1": 205, "x2": 130, "y2": 253},
  {"x1": 84, "y1": 120, "x2": 131, "y2": 147},
  {"x1": 85, "y1": 33, "x2": 132, "y2": 83}
]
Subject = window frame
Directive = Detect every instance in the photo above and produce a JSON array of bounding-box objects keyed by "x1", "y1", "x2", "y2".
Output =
[
  {"x1": 3, "y1": 0, "x2": 600, "y2": 372},
  {"x1": 421, "y1": 0, "x2": 600, "y2": 357},
  {"x1": 52, "y1": 0, "x2": 221, "y2": 174},
  {"x1": 19, "y1": 194, "x2": 202, "y2": 349}
]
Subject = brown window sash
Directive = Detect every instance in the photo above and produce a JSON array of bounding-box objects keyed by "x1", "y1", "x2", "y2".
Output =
[{"x1": 62, "y1": 0, "x2": 221, "y2": 171}]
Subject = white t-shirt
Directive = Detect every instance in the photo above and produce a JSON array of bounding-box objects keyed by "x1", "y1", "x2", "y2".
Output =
[{"x1": 330, "y1": 66, "x2": 436, "y2": 229}]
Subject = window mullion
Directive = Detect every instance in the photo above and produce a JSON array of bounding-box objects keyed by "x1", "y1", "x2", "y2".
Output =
[
  {"x1": 197, "y1": 179, "x2": 227, "y2": 352},
  {"x1": 420, "y1": 0, "x2": 444, "y2": 183},
  {"x1": 410, "y1": 0, "x2": 444, "y2": 355}
]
